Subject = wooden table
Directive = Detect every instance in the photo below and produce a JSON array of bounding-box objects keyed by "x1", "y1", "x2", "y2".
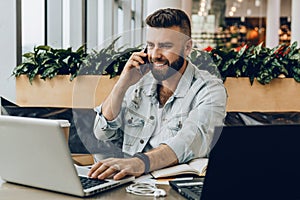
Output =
[{"x1": 0, "y1": 177, "x2": 186, "y2": 200}]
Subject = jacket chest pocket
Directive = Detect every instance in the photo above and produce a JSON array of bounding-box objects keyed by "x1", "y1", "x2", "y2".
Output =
[
  {"x1": 167, "y1": 113, "x2": 188, "y2": 136},
  {"x1": 123, "y1": 112, "x2": 146, "y2": 146},
  {"x1": 126, "y1": 116, "x2": 145, "y2": 127}
]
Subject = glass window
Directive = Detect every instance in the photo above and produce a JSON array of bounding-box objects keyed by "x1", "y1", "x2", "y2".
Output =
[
  {"x1": 63, "y1": 0, "x2": 71, "y2": 48},
  {"x1": 21, "y1": 0, "x2": 45, "y2": 54},
  {"x1": 117, "y1": 6, "x2": 124, "y2": 36}
]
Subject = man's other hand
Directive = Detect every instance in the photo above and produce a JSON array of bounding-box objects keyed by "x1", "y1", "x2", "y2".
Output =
[{"x1": 87, "y1": 157, "x2": 145, "y2": 180}]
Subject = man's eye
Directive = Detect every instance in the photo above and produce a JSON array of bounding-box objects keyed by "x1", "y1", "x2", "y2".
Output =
[
  {"x1": 147, "y1": 44, "x2": 154, "y2": 49},
  {"x1": 160, "y1": 44, "x2": 173, "y2": 49}
]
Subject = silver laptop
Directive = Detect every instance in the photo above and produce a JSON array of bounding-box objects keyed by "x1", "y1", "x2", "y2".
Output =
[{"x1": 0, "y1": 115, "x2": 134, "y2": 197}]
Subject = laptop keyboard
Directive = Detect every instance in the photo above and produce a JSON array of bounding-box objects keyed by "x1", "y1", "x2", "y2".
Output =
[
  {"x1": 186, "y1": 185, "x2": 203, "y2": 196},
  {"x1": 79, "y1": 176, "x2": 109, "y2": 189},
  {"x1": 169, "y1": 179, "x2": 203, "y2": 200}
]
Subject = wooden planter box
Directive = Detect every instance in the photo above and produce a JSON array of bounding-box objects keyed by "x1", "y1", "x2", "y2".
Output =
[
  {"x1": 224, "y1": 77, "x2": 300, "y2": 112},
  {"x1": 16, "y1": 75, "x2": 300, "y2": 112},
  {"x1": 16, "y1": 75, "x2": 119, "y2": 108}
]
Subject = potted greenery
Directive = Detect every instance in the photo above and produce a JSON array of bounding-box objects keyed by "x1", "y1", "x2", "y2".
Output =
[
  {"x1": 190, "y1": 41, "x2": 300, "y2": 85},
  {"x1": 13, "y1": 37, "x2": 141, "y2": 108},
  {"x1": 189, "y1": 42, "x2": 300, "y2": 112},
  {"x1": 13, "y1": 36, "x2": 300, "y2": 111},
  {"x1": 13, "y1": 37, "x2": 140, "y2": 82},
  {"x1": 12, "y1": 45, "x2": 87, "y2": 83}
]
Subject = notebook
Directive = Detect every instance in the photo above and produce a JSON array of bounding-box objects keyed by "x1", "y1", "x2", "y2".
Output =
[
  {"x1": 0, "y1": 115, "x2": 134, "y2": 197},
  {"x1": 170, "y1": 124, "x2": 300, "y2": 200}
]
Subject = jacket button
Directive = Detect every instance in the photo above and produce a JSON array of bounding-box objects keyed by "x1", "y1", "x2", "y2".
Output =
[
  {"x1": 178, "y1": 121, "x2": 182, "y2": 129},
  {"x1": 128, "y1": 119, "x2": 132, "y2": 124},
  {"x1": 140, "y1": 139, "x2": 144, "y2": 144},
  {"x1": 149, "y1": 116, "x2": 154, "y2": 120}
]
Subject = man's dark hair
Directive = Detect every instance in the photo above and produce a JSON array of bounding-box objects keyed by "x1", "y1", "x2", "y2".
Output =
[{"x1": 145, "y1": 8, "x2": 191, "y2": 37}]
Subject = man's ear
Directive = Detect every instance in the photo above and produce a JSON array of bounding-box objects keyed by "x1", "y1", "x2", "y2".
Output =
[{"x1": 184, "y1": 39, "x2": 193, "y2": 57}]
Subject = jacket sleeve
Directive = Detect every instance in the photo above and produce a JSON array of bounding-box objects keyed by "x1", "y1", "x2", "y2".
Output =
[
  {"x1": 93, "y1": 85, "x2": 135, "y2": 141},
  {"x1": 93, "y1": 104, "x2": 124, "y2": 141}
]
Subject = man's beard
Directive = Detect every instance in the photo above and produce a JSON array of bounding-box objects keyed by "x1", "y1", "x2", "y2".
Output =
[{"x1": 150, "y1": 51, "x2": 185, "y2": 81}]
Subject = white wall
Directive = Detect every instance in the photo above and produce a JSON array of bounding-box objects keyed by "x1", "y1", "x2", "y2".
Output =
[
  {"x1": 266, "y1": 0, "x2": 280, "y2": 48},
  {"x1": 0, "y1": 0, "x2": 16, "y2": 102}
]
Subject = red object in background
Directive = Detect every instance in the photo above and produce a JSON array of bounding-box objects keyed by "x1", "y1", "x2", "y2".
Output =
[
  {"x1": 203, "y1": 46, "x2": 213, "y2": 52},
  {"x1": 235, "y1": 44, "x2": 248, "y2": 52}
]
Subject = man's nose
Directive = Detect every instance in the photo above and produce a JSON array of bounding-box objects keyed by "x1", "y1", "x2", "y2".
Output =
[{"x1": 150, "y1": 47, "x2": 162, "y2": 61}]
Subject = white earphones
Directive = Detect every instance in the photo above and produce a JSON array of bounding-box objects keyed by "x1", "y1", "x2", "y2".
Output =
[
  {"x1": 153, "y1": 189, "x2": 167, "y2": 197},
  {"x1": 126, "y1": 182, "x2": 167, "y2": 197}
]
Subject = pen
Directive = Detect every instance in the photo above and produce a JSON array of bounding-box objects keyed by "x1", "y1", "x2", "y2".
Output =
[
  {"x1": 156, "y1": 177, "x2": 194, "y2": 183},
  {"x1": 155, "y1": 177, "x2": 194, "y2": 185},
  {"x1": 170, "y1": 177, "x2": 194, "y2": 181}
]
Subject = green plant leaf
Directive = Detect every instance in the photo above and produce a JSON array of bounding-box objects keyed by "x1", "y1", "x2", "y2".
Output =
[
  {"x1": 294, "y1": 74, "x2": 300, "y2": 82},
  {"x1": 22, "y1": 52, "x2": 35, "y2": 59},
  {"x1": 254, "y1": 42, "x2": 263, "y2": 55},
  {"x1": 12, "y1": 37, "x2": 300, "y2": 86},
  {"x1": 236, "y1": 45, "x2": 247, "y2": 58},
  {"x1": 36, "y1": 45, "x2": 51, "y2": 51},
  {"x1": 290, "y1": 54, "x2": 300, "y2": 60}
]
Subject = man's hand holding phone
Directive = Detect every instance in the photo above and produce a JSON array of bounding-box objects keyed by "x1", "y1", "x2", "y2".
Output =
[{"x1": 117, "y1": 45, "x2": 150, "y2": 89}]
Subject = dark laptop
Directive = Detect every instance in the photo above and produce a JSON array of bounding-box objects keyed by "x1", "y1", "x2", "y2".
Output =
[{"x1": 170, "y1": 124, "x2": 300, "y2": 200}]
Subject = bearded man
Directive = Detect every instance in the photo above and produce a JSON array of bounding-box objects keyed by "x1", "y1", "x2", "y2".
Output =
[{"x1": 89, "y1": 8, "x2": 227, "y2": 180}]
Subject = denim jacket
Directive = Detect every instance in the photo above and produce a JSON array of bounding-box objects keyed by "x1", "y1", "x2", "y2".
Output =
[{"x1": 94, "y1": 62, "x2": 227, "y2": 163}]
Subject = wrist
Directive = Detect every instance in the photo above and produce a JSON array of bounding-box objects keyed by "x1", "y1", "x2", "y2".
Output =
[{"x1": 133, "y1": 152, "x2": 150, "y2": 174}]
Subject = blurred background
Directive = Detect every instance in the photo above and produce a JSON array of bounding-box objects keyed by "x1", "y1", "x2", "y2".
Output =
[{"x1": 0, "y1": 0, "x2": 298, "y2": 101}]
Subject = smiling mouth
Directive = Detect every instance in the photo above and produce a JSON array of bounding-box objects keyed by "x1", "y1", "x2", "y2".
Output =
[{"x1": 153, "y1": 62, "x2": 168, "y2": 68}]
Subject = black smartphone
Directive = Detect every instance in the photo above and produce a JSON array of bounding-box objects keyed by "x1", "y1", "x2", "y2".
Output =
[{"x1": 140, "y1": 45, "x2": 149, "y2": 75}]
